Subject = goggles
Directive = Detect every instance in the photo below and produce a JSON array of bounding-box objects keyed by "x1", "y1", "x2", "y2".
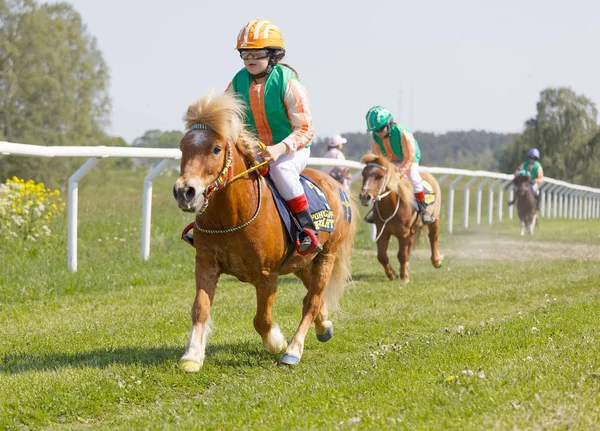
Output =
[
  {"x1": 239, "y1": 49, "x2": 270, "y2": 60},
  {"x1": 374, "y1": 124, "x2": 388, "y2": 134}
]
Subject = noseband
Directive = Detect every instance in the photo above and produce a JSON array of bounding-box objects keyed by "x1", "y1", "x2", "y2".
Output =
[{"x1": 365, "y1": 162, "x2": 392, "y2": 201}]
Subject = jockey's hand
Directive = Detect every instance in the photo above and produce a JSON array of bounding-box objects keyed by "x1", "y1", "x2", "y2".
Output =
[{"x1": 260, "y1": 143, "x2": 288, "y2": 163}]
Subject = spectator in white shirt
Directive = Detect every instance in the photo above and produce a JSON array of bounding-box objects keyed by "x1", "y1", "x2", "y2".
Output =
[{"x1": 322, "y1": 134, "x2": 351, "y2": 191}]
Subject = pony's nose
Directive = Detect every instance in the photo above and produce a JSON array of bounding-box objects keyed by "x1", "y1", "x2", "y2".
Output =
[
  {"x1": 359, "y1": 192, "x2": 372, "y2": 206},
  {"x1": 173, "y1": 184, "x2": 196, "y2": 203}
]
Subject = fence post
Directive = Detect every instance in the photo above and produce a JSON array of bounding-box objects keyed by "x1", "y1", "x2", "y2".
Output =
[
  {"x1": 68, "y1": 158, "x2": 100, "y2": 272},
  {"x1": 141, "y1": 159, "x2": 172, "y2": 261},
  {"x1": 498, "y1": 180, "x2": 511, "y2": 221},
  {"x1": 488, "y1": 179, "x2": 503, "y2": 225},
  {"x1": 463, "y1": 177, "x2": 478, "y2": 229},
  {"x1": 476, "y1": 178, "x2": 490, "y2": 225},
  {"x1": 447, "y1": 175, "x2": 464, "y2": 234}
]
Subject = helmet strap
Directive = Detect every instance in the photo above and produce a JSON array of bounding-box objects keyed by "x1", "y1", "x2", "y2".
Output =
[
  {"x1": 382, "y1": 121, "x2": 392, "y2": 138},
  {"x1": 251, "y1": 49, "x2": 283, "y2": 80}
]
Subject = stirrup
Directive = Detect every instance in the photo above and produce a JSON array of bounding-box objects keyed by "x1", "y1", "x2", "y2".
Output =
[
  {"x1": 422, "y1": 212, "x2": 435, "y2": 225},
  {"x1": 296, "y1": 229, "x2": 322, "y2": 256},
  {"x1": 181, "y1": 222, "x2": 195, "y2": 247},
  {"x1": 364, "y1": 213, "x2": 375, "y2": 224}
]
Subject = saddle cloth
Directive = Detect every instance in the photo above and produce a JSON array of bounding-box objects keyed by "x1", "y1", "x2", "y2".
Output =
[{"x1": 265, "y1": 173, "x2": 336, "y2": 245}]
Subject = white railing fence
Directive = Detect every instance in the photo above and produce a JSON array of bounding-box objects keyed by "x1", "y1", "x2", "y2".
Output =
[{"x1": 2, "y1": 141, "x2": 599, "y2": 271}]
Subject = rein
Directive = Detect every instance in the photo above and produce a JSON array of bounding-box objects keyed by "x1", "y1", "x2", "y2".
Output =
[{"x1": 188, "y1": 123, "x2": 269, "y2": 234}]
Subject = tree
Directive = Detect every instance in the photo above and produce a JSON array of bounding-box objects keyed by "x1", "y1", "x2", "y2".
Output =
[
  {"x1": 132, "y1": 130, "x2": 183, "y2": 148},
  {"x1": 500, "y1": 87, "x2": 599, "y2": 185},
  {"x1": 0, "y1": 0, "x2": 111, "y2": 186}
]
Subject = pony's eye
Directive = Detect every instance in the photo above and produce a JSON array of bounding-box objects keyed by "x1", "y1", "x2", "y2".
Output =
[{"x1": 212, "y1": 146, "x2": 222, "y2": 155}]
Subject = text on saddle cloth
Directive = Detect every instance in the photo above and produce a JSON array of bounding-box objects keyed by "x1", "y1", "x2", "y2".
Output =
[{"x1": 266, "y1": 174, "x2": 343, "y2": 246}]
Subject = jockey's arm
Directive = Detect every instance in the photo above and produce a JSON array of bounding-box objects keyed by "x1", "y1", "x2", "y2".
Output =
[
  {"x1": 370, "y1": 141, "x2": 380, "y2": 156},
  {"x1": 279, "y1": 80, "x2": 314, "y2": 154},
  {"x1": 395, "y1": 130, "x2": 416, "y2": 178},
  {"x1": 514, "y1": 163, "x2": 524, "y2": 176},
  {"x1": 533, "y1": 166, "x2": 544, "y2": 184}
]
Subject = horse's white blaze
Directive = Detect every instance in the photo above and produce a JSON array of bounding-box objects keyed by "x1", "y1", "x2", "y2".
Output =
[
  {"x1": 190, "y1": 130, "x2": 209, "y2": 146},
  {"x1": 263, "y1": 324, "x2": 286, "y2": 354},
  {"x1": 181, "y1": 319, "x2": 212, "y2": 365}
]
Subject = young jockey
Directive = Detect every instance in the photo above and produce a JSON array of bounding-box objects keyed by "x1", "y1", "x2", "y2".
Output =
[
  {"x1": 225, "y1": 19, "x2": 321, "y2": 254},
  {"x1": 364, "y1": 105, "x2": 435, "y2": 224},
  {"x1": 322, "y1": 134, "x2": 351, "y2": 191},
  {"x1": 508, "y1": 148, "x2": 544, "y2": 209}
]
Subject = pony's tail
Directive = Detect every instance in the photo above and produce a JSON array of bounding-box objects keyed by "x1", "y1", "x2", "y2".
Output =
[{"x1": 323, "y1": 198, "x2": 358, "y2": 313}]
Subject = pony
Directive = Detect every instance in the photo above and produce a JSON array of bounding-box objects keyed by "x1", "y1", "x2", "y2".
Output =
[
  {"x1": 358, "y1": 154, "x2": 442, "y2": 282},
  {"x1": 172, "y1": 93, "x2": 357, "y2": 371},
  {"x1": 513, "y1": 173, "x2": 538, "y2": 236}
]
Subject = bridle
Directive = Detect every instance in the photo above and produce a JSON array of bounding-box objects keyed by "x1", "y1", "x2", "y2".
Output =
[
  {"x1": 186, "y1": 123, "x2": 269, "y2": 234},
  {"x1": 363, "y1": 162, "x2": 401, "y2": 241}
]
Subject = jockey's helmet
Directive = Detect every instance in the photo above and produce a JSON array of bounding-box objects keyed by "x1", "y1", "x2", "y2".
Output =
[
  {"x1": 527, "y1": 148, "x2": 540, "y2": 159},
  {"x1": 366, "y1": 106, "x2": 393, "y2": 132},
  {"x1": 236, "y1": 20, "x2": 284, "y2": 51}
]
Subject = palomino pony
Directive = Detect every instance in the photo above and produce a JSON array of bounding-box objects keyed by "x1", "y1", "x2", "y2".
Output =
[
  {"x1": 173, "y1": 93, "x2": 357, "y2": 371},
  {"x1": 359, "y1": 154, "x2": 442, "y2": 282},
  {"x1": 513, "y1": 173, "x2": 538, "y2": 236}
]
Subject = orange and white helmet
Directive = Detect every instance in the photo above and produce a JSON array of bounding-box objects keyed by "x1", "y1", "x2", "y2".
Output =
[{"x1": 236, "y1": 19, "x2": 285, "y2": 50}]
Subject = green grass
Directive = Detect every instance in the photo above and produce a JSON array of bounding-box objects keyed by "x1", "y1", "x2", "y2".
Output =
[{"x1": 1, "y1": 168, "x2": 600, "y2": 430}]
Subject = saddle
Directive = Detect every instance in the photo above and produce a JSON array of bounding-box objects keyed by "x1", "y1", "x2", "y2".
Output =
[{"x1": 181, "y1": 174, "x2": 350, "y2": 261}]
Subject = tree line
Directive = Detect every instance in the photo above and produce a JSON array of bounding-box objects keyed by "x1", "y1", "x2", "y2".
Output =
[{"x1": 1, "y1": 1, "x2": 599, "y2": 188}]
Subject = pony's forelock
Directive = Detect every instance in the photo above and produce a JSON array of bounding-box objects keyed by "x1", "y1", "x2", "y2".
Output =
[
  {"x1": 184, "y1": 93, "x2": 244, "y2": 144},
  {"x1": 183, "y1": 93, "x2": 257, "y2": 161}
]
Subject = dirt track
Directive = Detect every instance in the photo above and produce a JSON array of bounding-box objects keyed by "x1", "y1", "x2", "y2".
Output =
[{"x1": 356, "y1": 238, "x2": 600, "y2": 262}]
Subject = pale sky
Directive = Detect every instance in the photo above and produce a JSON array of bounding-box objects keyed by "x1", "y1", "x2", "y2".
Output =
[{"x1": 57, "y1": 0, "x2": 600, "y2": 144}]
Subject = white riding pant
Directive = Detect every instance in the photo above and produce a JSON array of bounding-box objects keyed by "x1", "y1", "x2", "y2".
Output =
[
  {"x1": 263, "y1": 146, "x2": 310, "y2": 201},
  {"x1": 391, "y1": 161, "x2": 423, "y2": 194}
]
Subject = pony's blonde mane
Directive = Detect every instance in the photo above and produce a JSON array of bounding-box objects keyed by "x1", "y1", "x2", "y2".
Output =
[
  {"x1": 360, "y1": 154, "x2": 414, "y2": 205},
  {"x1": 184, "y1": 93, "x2": 257, "y2": 161}
]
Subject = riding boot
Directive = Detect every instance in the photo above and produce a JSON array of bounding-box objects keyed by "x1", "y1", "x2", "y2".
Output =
[
  {"x1": 417, "y1": 200, "x2": 435, "y2": 225},
  {"x1": 293, "y1": 209, "x2": 323, "y2": 255},
  {"x1": 364, "y1": 212, "x2": 375, "y2": 224}
]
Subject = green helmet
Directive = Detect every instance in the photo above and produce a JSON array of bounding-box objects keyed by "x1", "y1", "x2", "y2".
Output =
[{"x1": 366, "y1": 106, "x2": 393, "y2": 132}]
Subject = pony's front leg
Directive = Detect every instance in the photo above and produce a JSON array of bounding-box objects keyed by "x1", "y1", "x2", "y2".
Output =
[
  {"x1": 520, "y1": 220, "x2": 525, "y2": 236},
  {"x1": 529, "y1": 214, "x2": 537, "y2": 235},
  {"x1": 254, "y1": 276, "x2": 287, "y2": 354},
  {"x1": 377, "y1": 232, "x2": 398, "y2": 280},
  {"x1": 397, "y1": 235, "x2": 412, "y2": 283},
  {"x1": 280, "y1": 254, "x2": 336, "y2": 365},
  {"x1": 180, "y1": 257, "x2": 219, "y2": 373}
]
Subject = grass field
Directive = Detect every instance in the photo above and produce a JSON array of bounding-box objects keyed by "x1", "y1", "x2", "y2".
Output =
[{"x1": 1, "y1": 167, "x2": 599, "y2": 430}]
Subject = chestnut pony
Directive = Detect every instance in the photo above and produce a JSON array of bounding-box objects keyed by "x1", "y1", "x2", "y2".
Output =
[
  {"x1": 359, "y1": 154, "x2": 443, "y2": 282},
  {"x1": 173, "y1": 93, "x2": 357, "y2": 371}
]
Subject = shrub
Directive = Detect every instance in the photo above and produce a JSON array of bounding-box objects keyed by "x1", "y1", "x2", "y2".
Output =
[{"x1": 0, "y1": 177, "x2": 65, "y2": 241}]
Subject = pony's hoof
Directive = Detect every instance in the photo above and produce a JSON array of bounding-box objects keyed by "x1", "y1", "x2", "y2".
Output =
[
  {"x1": 278, "y1": 354, "x2": 301, "y2": 366},
  {"x1": 180, "y1": 359, "x2": 202, "y2": 373},
  {"x1": 316, "y1": 325, "x2": 333, "y2": 342},
  {"x1": 433, "y1": 260, "x2": 443, "y2": 268}
]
